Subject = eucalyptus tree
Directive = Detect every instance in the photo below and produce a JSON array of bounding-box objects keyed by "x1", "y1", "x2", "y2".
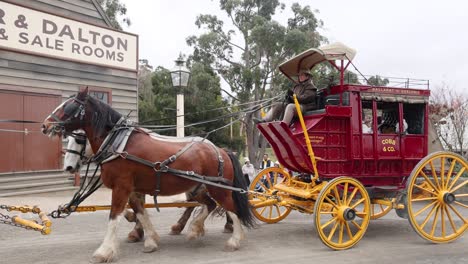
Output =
[{"x1": 187, "y1": 0, "x2": 327, "y2": 165}]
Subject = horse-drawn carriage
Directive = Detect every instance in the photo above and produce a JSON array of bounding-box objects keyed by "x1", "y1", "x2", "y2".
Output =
[{"x1": 249, "y1": 42, "x2": 468, "y2": 250}]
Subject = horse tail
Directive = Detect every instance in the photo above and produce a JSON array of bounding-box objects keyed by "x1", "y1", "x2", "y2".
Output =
[{"x1": 227, "y1": 151, "x2": 256, "y2": 228}]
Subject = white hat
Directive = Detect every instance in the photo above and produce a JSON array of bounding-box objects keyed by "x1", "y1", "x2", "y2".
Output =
[
  {"x1": 274, "y1": 161, "x2": 280, "y2": 165},
  {"x1": 244, "y1": 157, "x2": 250, "y2": 162}
]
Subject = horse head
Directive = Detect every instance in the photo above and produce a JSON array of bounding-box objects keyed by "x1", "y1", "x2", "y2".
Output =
[
  {"x1": 42, "y1": 87, "x2": 89, "y2": 138},
  {"x1": 63, "y1": 130, "x2": 92, "y2": 173}
]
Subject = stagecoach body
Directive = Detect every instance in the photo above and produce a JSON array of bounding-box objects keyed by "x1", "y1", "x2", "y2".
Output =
[
  {"x1": 249, "y1": 42, "x2": 468, "y2": 250},
  {"x1": 258, "y1": 84, "x2": 430, "y2": 188}
]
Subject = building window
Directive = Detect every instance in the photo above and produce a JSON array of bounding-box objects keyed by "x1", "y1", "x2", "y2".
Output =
[{"x1": 89, "y1": 91, "x2": 109, "y2": 104}]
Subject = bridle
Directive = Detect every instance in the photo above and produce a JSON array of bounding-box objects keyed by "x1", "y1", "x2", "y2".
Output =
[
  {"x1": 63, "y1": 132, "x2": 89, "y2": 163},
  {"x1": 49, "y1": 96, "x2": 88, "y2": 134}
]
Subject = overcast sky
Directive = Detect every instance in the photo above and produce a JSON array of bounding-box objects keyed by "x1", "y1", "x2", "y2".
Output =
[{"x1": 121, "y1": 0, "x2": 467, "y2": 92}]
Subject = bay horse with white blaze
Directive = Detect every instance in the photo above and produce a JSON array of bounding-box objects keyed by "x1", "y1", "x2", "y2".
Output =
[{"x1": 42, "y1": 88, "x2": 253, "y2": 263}]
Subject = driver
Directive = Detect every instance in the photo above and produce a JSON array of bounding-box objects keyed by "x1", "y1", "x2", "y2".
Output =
[{"x1": 254, "y1": 69, "x2": 317, "y2": 125}]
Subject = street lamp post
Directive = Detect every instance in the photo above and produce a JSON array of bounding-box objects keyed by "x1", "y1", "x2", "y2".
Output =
[{"x1": 170, "y1": 54, "x2": 191, "y2": 138}]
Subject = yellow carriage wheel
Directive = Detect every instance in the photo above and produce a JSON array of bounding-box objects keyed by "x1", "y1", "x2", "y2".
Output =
[
  {"x1": 406, "y1": 151, "x2": 468, "y2": 243},
  {"x1": 248, "y1": 167, "x2": 292, "y2": 223},
  {"x1": 370, "y1": 198, "x2": 394, "y2": 220},
  {"x1": 314, "y1": 177, "x2": 371, "y2": 250}
]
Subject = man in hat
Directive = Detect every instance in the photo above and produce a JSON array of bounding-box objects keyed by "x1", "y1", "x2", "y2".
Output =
[{"x1": 254, "y1": 70, "x2": 317, "y2": 124}]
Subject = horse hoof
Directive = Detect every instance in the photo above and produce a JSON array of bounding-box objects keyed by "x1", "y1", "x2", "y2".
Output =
[
  {"x1": 223, "y1": 237, "x2": 240, "y2": 252},
  {"x1": 124, "y1": 210, "x2": 136, "y2": 222},
  {"x1": 223, "y1": 224, "x2": 233, "y2": 234},
  {"x1": 143, "y1": 238, "x2": 159, "y2": 253},
  {"x1": 90, "y1": 253, "x2": 114, "y2": 263},
  {"x1": 169, "y1": 224, "x2": 183, "y2": 235},
  {"x1": 127, "y1": 229, "x2": 144, "y2": 243}
]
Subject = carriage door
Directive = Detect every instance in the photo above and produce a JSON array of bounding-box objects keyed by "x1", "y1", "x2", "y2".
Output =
[
  {"x1": 376, "y1": 102, "x2": 400, "y2": 167},
  {"x1": 401, "y1": 103, "x2": 426, "y2": 174}
]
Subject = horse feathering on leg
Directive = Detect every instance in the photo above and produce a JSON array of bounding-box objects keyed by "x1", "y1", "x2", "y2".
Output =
[
  {"x1": 43, "y1": 88, "x2": 254, "y2": 263},
  {"x1": 63, "y1": 130, "x2": 234, "y2": 241}
]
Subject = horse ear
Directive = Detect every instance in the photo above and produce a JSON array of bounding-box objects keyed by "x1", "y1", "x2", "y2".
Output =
[{"x1": 78, "y1": 87, "x2": 89, "y2": 99}]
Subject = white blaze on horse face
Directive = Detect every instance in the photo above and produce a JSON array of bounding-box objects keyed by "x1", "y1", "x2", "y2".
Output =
[{"x1": 64, "y1": 136, "x2": 82, "y2": 172}]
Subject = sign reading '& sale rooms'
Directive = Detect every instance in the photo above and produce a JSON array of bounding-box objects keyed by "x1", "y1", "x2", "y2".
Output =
[{"x1": 0, "y1": 1, "x2": 137, "y2": 71}]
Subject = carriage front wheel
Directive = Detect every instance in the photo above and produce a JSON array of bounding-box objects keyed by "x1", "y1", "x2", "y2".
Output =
[
  {"x1": 406, "y1": 151, "x2": 468, "y2": 243},
  {"x1": 314, "y1": 177, "x2": 371, "y2": 250},
  {"x1": 248, "y1": 167, "x2": 292, "y2": 223}
]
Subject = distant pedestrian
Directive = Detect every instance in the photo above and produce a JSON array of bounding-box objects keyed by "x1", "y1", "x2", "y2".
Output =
[{"x1": 242, "y1": 157, "x2": 255, "y2": 186}]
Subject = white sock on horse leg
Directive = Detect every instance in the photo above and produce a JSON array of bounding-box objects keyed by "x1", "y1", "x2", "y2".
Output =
[
  {"x1": 225, "y1": 211, "x2": 244, "y2": 251},
  {"x1": 187, "y1": 205, "x2": 209, "y2": 239},
  {"x1": 93, "y1": 214, "x2": 122, "y2": 262},
  {"x1": 136, "y1": 210, "x2": 159, "y2": 252}
]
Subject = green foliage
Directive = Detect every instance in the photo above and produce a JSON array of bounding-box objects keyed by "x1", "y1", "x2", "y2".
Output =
[
  {"x1": 96, "y1": 0, "x2": 130, "y2": 30},
  {"x1": 366, "y1": 75, "x2": 389, "y2": 86},
  {"x1": 187, "y1": 0, "x2": 327, "y2": 164},
  {"x1": 138, "y1": 64, "x2": 244, "y2": 152}
]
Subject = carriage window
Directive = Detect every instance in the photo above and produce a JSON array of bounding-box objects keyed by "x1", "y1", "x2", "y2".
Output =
[
  {"x1": 403, "y1": 103, "x2": 424, "y2": 134},
  {"x1": 377, "y1": 102, "x2": 399, "y2": 134},
  {"x1": 362, "y1": 100, "x2": 373, "y2": 133}
]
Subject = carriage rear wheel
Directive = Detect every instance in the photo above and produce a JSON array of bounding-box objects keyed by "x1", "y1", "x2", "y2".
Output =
[
  {"x1": 314, "y1": 177, "x2": 371, "y2": 250},
  {"x1": 248, "y1": 167, "x2": 292, "y2": 223},
  {"x1": 370, "y1": 198, "x2": 394, "y2": 220},
  {"x1": 406, "y1": 151, "x2": 468, "y2": 243}
]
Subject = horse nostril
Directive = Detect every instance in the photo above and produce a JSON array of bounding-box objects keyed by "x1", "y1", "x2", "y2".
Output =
[
  {"x1": 41, "y1": 124, "x2": 47, "y2": 133},
  {"x1": 65, "y1": 166, "x2": 73, "y2": 171}
]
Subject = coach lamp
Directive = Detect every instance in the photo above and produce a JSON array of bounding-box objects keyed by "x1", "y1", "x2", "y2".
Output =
[{"x1": 170, "y1": 54, "x2": 191, "y2": 138}]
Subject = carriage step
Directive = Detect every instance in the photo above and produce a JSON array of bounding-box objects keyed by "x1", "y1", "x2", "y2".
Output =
[{"x1": 274, "y1": 183, "x2": 319, "y2": 199}]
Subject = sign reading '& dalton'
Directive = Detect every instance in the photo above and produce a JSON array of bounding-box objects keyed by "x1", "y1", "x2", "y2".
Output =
[{"x1": 0, "y1": 1, "x2": 137, "y2": 71}]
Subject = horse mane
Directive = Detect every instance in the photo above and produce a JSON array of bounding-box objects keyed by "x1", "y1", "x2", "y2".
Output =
[{"x1": 87, "y1": 96, "x2": 123, "y2": 139}]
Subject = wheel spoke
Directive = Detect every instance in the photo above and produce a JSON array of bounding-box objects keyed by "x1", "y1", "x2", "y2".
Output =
[
  {"x1": 430, "y1": 161, "x2": 442, "y2": 191},
  {"x1": 274, "y1": 205, "x2": 281, "y2": 217},
  {"x1": 351, "y1": 220, "x2": 362, "y2": 230},
  {"x1": 414, "y1": 200, "x2": 438, "y2": 217},
  {"x1": 450, "y1": 180, "x2": 468, "y2": 193},
  {"x1": 419, "y1": 203, "x2": 439, "y2": 229},
  {"x1": 332, "y1": 186, "x2": 342, "y2": 206},
  {"x1": 346, "y1": 188, "x2": 358, "y2": 205},
  {"x1": 441, "y1": 204, "x2": 446, "y2": 238},
  {"x1": 411, "y1": 197, "x2": 437, "y2": 202},
  {"x1": 350, "y1": 198, "x2": 366, "y2": 209},
  {"x1": 324, "y1": 196, "x2": 339, "y2": 209},
  {"x1": 447, "y1": 203, "x2": 466, "y2": 223},
  {"x1": 268, "y1": 205, "x2": 273, "y2": 219},
  {"x1": 327, "y1": 221, "x2": 339, "y2": 240},
  {"x1": 259, "y1": 206, "x2": 267, "y2": 216},
  {"x1": 419, "y1": 171, "x2": 439, "y2": 193},
  {"x1": 430, "y1": 205, "x2": 440, "y2": 236},
  {"x1": 338, "y1": 221, "x2": 344, "y2": 244},
  {"x1": 440, "y1": 157, "x2": 445, "y2": 190},
  {"x1": 453, "y1": 201, "x2": 468, "y2": 209},
  {"x1": 413, "y1": 183, "x2": 438, "y2": 196},
  {"x1": 448, "y1": 167, "x2": 466, "y2": 191},
  {"x1": 355, "y1": 212, "x2": 368, "y2": 217},
  {"x1": 320, "y1": 216, "x2": 338, "y2": 230},
  {"x1": 257, "y1": 181, "x2": 268, "y2": 191},
  {"x1": 370, "y1": 204, "x2": 375, "y2": 216},
  {"x1": 445, "y1": 159, "x2": 457, "y2": 189},
  {"x1": 344, "y1": 221, "x2": 354, "y2": 240},
  {"x1": 444, "y1": 205, "x2": 458, "y2": 234},
  {"x1": 343, "y1": 182, "x2": 349, "y2": 206},
  {"x1": 266, "y1": 175, "x2": 273, "y2": 189}
]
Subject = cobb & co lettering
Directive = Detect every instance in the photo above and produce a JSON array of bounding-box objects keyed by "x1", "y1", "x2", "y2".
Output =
[
  {"x1": 381, "y1": 138, "x2": 396, "y2": 152},
  {"x1": 0, "y1": 1, "x2": 137, "y2": 71}
]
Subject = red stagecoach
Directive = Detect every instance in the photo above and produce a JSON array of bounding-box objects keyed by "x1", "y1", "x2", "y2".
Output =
[{"x1": 249, "y1": 42, "x2": 468, "y2": 250}]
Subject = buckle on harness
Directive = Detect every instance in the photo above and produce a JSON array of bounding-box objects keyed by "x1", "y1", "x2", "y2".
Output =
[{"x1": 119, "y1": 151, "x2": 128, "y2": 159}]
